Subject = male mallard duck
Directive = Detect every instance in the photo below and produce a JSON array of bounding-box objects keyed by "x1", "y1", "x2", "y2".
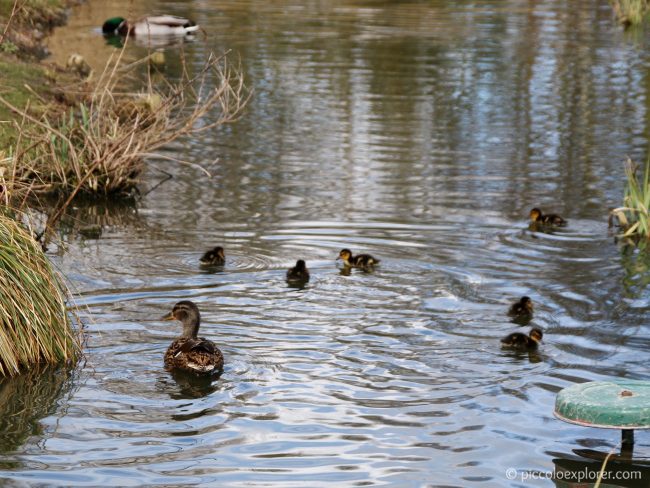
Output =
[
  {"x1": 200, "y1": 246, "x2": 225, "y2": 266},
  {"x1": 529, "y1": 208, "x2": 567, "y2": 226},
  {"x1": 501, "y1": 327, "x2": 543, "y2": 351},
  {"x1": 162, "y1": 301, "x2": 224, "y2": 375},
  {"x1": 102, "y1": 15, "x2": 199, "y2": 37},
  {"x1": 337, "y1": 249, "x2": 380, "y2": 268},
  {"x1": 286, "y1": 259, "x2": 310, "y2": 283},
  {"x1": 508, "y1": 296, "x2": 533, "y2": 321}
]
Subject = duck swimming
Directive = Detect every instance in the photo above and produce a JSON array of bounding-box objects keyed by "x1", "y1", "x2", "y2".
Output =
[
  {"x1": 508, "y1": 296, "x2": 533, "y2": 321},
  {"x1": 162, "y1": 301, "x2": 223, "y2": 375},
  {"x1": 501, "y1": 327, "x2": 543, "y2": 351},
  {"x1": 337, "y1": 249, "x2": 380, "y2": 268},
  {"x1": 529, "y1": 208, "x2": 567, "y2": 226},
  {"x1": 102, "y1": 15, "x2": 199, "y2": 37},
  {"x1": 287, "y1": 259, "x2": 310, "y2": 283},
  {"x1": 200, "y1": 246, "x2": 225, "y2": 266}
]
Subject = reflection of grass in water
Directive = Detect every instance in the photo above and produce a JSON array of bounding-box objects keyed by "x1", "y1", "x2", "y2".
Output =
[
  {"x1": 0, "y1": 364, "x2": 75, "y2": 461},
  {"x1": 619, "y1": 245, "x2": 650, "y2": 296}
]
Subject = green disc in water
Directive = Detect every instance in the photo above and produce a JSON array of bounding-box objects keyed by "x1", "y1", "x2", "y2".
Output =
[{"x1": 554, "y1": 381, "x2": 650, "y2": 429}]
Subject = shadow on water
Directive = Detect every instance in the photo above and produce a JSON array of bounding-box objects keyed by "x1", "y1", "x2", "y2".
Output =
[{"x1": 0, "y1": 365, "x2": 76, "y2": 465}]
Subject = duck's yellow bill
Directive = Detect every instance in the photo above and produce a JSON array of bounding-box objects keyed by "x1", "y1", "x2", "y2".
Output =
[{"x1": 161, "y1": 312, "x2": 175, "y2": 321}]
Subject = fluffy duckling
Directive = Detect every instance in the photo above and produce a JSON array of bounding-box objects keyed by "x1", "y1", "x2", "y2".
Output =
[
  {"x1": 102, "y1": 15, "x2": 199, "y2": 37},
  {"x1": 337, "y1": 249, "x2": 380, "y2": 268},
  {"x1": 501, "y1": 327, "x2": 543, "y2": 351},
  {"x1": 200, "y1": 246, "x2": 225, "y2": 266},
  {"x1": 162, "y1": 301, "x2": 223, "y2": 375},
  {"x1": 529, "y1": 208, "x2": 567, "y2": 226},
  {"x1": 286, "y1": 259, "x2": 310, "y2": 284},
  {"x1": 508, "y1": 296, "x2": 533, "y2": 321}
]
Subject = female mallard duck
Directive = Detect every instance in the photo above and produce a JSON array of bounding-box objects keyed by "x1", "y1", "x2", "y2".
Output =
[
  {"x1": 200, "y1": 246, "x2": 225, "y2": 266},
  {"x1": 501, "y1": 327, "x2": 543, "y2": 351},
  {"x1": 102, "y1": 15, "x2": 199, "y2": 37},
  {"x1": 287, "y1": 259, "x2": 310, "y2": 283},
  {"x1": 162, "y1": 301, "x2": 223, "y2": 375},
  {"x1": 529, "y1": 208, "x2": 567, "y2": 226},
  {"x1": 508, "y1": 296, "x2": 533, "y2": 321},
  {"x1": 337, "y1": 249, "x2": 380, "y2": 268}
]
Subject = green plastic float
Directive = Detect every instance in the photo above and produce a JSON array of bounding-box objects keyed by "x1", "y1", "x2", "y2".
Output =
[{"x1": 555, "y1": 380, "x2": 650, "y2": 453}]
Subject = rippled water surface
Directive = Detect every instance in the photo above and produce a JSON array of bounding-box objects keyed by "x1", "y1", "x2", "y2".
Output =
[{"x1": 2, "y1": 0, "x2": 650, "y2": 486}]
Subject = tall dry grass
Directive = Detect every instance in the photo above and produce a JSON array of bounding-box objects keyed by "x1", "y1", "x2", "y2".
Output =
[
  {"x1": 0, "y1": 47, "x2": 248, "y2": 210},
  {"x1": 0, "y1": 211, "x2": 81, "y2": 376}
]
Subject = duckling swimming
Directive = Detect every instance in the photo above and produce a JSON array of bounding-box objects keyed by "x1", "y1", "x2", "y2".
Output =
[
  {"x1": 287, "y1": 259, "x2": 310, "y2": 284},
  {"x1": 501, "y1": 327, "x2": 543, "y2": 351},
  {"x1": 162, "y1": 301, "x2": 223, "y2": 375},
  {"x1": 508, "y1": 296, "x2": 533, "y2": 322},
  {"x1": 102, "y1": 15, "x2": 199, "y2": 37},
  {"x1": 200, "y1": 246, "x2": 225, "y2": 266},
  {"x1": 337, "y1": 249, "x2": 380, "y2": 268},
  {"x1": 529, "y1": 208, "x2": 567, "y2": 226}
]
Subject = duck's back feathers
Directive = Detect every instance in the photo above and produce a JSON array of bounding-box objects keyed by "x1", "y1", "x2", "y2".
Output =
[
  {"x1": 200, "y1": 246, "x2": 225, "y2": 266},
  {"x1": 352, "y1": 254, "x2": 380, "y2": 267},
  {"x1": 508, "y1": 296, "x2": 533, "y2": 321},
  {"x1": 136, "y1": 15, "x2": 198, "y2": 35},
  {"x1": 165, "y1": 337, "x2": 224, "y2": 374},
  {"x1": 541, "y1": 214, "x2": 566, "y2": 226}
]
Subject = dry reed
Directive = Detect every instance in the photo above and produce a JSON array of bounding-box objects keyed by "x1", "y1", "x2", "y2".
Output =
[{"x1": 0, "y1": 46, "x2": 248, "y2": 209}]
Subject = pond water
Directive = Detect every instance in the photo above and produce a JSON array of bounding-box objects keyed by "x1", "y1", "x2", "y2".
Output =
[{"x1": 2, "y1": 0, "x2": 650, "y2": 486}]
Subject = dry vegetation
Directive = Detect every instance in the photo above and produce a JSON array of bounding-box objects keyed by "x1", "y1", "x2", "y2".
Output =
[
  {"x1": 0, "y1": 211, "x2": 81, "y2": 376},
  {"x1": 610, "y1": 157, "x2": 650, "y2": 246},
  {"x1": 1, "y1": 47, "x2": 248, "y2": 209}
]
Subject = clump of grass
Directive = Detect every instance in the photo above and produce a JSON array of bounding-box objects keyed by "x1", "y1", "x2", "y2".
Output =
[
  {"x1": 610, "y1": 157, "x2": 650, "y2": 244},
  {"x1": 0, "y1": 211, "x2": 80, "y2": 376},
  {"x1": 611, "y1": 0, "x2": 650, "y2": 27},
  {"x1": 0, "y1": 47, "x2": 248, "y2": 208}
]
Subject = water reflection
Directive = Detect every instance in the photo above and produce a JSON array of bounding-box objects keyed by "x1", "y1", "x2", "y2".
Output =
[
  {"x1": 0, "y1": 366, "x2": 74, "y2": 465},
  {"x1": 162, "y1": 369, "x2": 222, "y2": 399}
]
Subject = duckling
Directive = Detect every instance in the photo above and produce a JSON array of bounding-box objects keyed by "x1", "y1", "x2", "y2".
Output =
[
  {"x1": 102, "y1": 15, "x2": 199, "y2": 37},
  {"x1": 200, "y1": 246, "x2": 225, "y2": 266},
  {"x1": 286, "y1": 259, "x2": 310, "y2": 283},
  {"x1": 337, "y1": 249, "x2": 380, "y2": 268},
  {"x1": 529, "y1": 208, "x2": 567, "y2": 226},
  {"x1": 501, "y1": 327, "x2": 543, "y2": 351},
  {"x1": 508, "y1": 296, "x2": 533, "y2": 321},
  {"x1": 162, "y1": 301, "x2": 223, "y2": 375}
]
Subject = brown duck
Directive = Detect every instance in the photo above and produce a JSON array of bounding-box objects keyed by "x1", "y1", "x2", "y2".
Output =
[
  {"x1": 529, "y1": 208, "x2": 566, "y2": 226},
  {"x1": 162, "y1": 301, "x2": 224, "y2": 375},
  {"x1": 501, "y1": 327, "x2": 543, "y2": 351},
  {"x1": 287, "y1": 259, "x2": 310, "y2": 283},
  {"x1": 337, "y1": 249, "x2": 380, "y2": 268},
  {"x1": 508, "y1": 296, "x2": 533, "y2": 321}
]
